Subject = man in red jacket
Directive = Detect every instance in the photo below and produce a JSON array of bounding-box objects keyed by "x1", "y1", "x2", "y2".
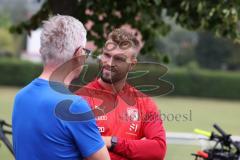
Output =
[{"x1": 76, "y1": 28, "x2": 166, "y2": 160}]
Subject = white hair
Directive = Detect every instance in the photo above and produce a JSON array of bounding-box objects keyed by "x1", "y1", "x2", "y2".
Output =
[{"x1": 40, "y1": 15, "x2": 87, "y2": 64}]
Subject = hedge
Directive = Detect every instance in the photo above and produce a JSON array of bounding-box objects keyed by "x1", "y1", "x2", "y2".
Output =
[
  {"x1": 0, "y1": 58, "x2": 42, "y2": 86},
  {"x1": 165, "y1": 69, "x2": 240, "y2": 99},
  {"x1": 0, "y1": 58, "x2": 240, "y2": 100}
]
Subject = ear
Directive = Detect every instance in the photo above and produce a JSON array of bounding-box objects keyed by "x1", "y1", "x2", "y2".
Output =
[
  {"x1": 129, "y1": 58, "x2": 137, "y2": 71},
  {"x1": 73, "y1": 47, "x2": 83, "y2": 57},
  {"x1": 73, "y1": 47, "x2": 85, "y2": 63}
]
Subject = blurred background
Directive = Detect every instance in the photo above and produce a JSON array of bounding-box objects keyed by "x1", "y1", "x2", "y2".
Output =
[{"x1": 0, "y1": 0, "x2": 240, "y2": 159}]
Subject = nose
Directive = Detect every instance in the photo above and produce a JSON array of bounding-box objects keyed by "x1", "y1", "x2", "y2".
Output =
[
  {"x1": 100, "y1": 55, "x2": 115, "y2": 66},
  {"x1": 105, "y1": 57, "x2": 114, "y2": 66}
]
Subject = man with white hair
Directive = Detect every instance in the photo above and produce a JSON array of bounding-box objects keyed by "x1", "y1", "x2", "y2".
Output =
[{"x1": 12, "y1": 15, "x2": 110, "y2": 160}]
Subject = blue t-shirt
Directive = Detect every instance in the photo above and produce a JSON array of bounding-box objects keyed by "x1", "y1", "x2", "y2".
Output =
[{"x1": 12, "y1": 78, "x2": 104, "y2": 160}]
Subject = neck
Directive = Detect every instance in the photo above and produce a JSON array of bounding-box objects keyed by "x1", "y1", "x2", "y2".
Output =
[
  {"x1": 39, "y1": 63, "x2": 74, "y2": 84},
  {"x1": 98, "y1": 77, "x2": 126, "y2": 93}
]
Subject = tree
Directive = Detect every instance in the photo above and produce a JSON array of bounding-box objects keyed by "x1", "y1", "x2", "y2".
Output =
[
  {"x1": 10, "y1": 0, "x2": 240, "y2": 58},
  {"x1": 195, "y1": 32, "x2": 232, "y2": 70},
  {"x1": 0, "y1": 14, "x2": 15, "y2": 55},
  {"x1": 226, "y1": 43, "x2": 240, "y2": 70},
  {"x1": 156, "y1": 28, "x2": 197, "y2": 65}
]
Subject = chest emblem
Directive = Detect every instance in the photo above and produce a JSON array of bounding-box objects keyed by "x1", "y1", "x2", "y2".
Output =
[{"x1": 127, "y1": 108, "x2": 139, "y2": 121}]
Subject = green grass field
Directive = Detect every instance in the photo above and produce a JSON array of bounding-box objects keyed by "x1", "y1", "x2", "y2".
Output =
[
  {"x1": 0, "y1": 86, "x2": 240, "y2": 160},
  {"x1": 0, "y1": 86, "x2": 17, "y2": 160},
  {"x1": 155, "y1": 96, "x2": 240, "y2": 160}
]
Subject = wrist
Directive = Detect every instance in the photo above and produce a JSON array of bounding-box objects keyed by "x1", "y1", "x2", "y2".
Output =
[{"x1": 109, "y1": 136, "x2": 118, "y2": 151}]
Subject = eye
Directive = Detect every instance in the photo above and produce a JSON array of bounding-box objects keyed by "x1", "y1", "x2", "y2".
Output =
[
  {"x1": 114, "y1": 56, "x2": 126, "y2": 62},
  {"x1": 103, "y1": 53, "x2": 111, "y2": 58}
]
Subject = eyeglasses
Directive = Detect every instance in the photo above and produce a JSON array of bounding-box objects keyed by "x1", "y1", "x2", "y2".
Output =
[
  {"x1": 82, "y1": 48, "x2": 92, "y2": 58},
  {"x1": 75, "y1": 47, "x2": 92, "y2": 58}
]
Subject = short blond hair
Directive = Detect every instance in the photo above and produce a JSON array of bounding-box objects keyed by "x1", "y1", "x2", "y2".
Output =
[
  {"x1": 107, "y1": 28, "x2": 140, "y2": 57},
  {"x1": 108, "y1": 28, "x2": 140, "y2": 48},
  {"x1": 40, "y1": 15, "x2": 86, "y2": 64}
]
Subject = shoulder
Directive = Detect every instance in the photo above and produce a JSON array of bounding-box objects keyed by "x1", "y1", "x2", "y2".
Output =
[
  {"x1": 127, "y1": 84, "x2": 159, "y2": 113},
  {"x1": 75, "y1": 80, "x2": 99, "y2": 97},
  {"x1": 127, "y1": 83, "x2": 157, "y2": 105},
  {"x1": 52, "y1": 89, "x2": 95, "y2": 123},
  {"x1": 61, "y1": 95, "x2": 92, "y2": 116},
  {"x1": 13, "y1": 81, "x2": 39, "y2": 104}
]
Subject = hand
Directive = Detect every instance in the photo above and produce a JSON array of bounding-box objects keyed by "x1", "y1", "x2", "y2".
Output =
[{"x1": 102, "y1": 136, "x2": 112, "y2": 149}]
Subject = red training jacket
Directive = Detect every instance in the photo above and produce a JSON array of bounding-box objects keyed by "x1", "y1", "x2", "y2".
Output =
[{"x1": 75, "y1": 79, "x2": 166, "y2": 160}]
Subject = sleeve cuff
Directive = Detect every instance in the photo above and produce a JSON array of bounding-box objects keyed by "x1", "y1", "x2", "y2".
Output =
[
  {"x1": 82, "y1": 141, "x2": 105, "y2": 158},
  {"x1": 113, "y1": 137, "x2": 124, "y2": 153}
]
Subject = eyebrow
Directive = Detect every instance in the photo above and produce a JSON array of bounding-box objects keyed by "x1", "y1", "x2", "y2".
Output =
[{"x1": 103, "y1": 52, "x2": 128, "y2": 57}]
